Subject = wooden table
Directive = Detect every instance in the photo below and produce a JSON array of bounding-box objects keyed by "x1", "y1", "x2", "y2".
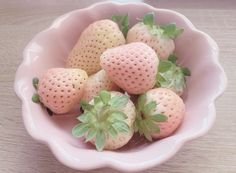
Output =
[{"x1": 1, "y1": 0, "x2": 235, "y2": 172}]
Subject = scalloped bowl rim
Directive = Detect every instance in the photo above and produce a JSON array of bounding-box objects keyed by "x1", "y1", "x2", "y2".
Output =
[{"x1": 14, "y1": 2, "x2": 227, "y2": 172}]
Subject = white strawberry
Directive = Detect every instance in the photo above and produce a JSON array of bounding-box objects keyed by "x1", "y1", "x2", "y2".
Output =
[
  {"x1": 100, "y1": 42, "x2": 159, "y2": 94},
  {"x1": 82, "y1": 70, "x2": 120, "y2": 102},
  {"x1": 135, "y1": 88, "x2": 185, "y2": 140},
  {"x1": 66, "y1": 19, "x2": 126, "y2": 75},
  {"x1": 72, "y1": 91, "x2": 136, "y2": 151},
  {"x1": 32, "y1": 68, "x2": 88, "y2": 114},
  {"x1": 126, "y1": 13, "x2": 183, "y2": 60}
]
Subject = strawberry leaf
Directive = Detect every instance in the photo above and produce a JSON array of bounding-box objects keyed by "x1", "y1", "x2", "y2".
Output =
[
  {"x1": 32, "y1": 77, "x2": 39, "y2": 90},
  {"x1": 151, "y1": 114, "x2": 168, "y2": 122},
  {"x1": 182, "y1": 67, "x2": 191, "y2": 76},
  {"x1": 134, "y1": 118, "x2": 139, "y2": 133},
  {"x1": 72, "y1": 123, "x2": 90, "y2": 137},
  {"x1": 137, "y1": 94, "x2": 146, "y2": 111},
  {"x1": 100, "y1": 90, "x2": 111, "y2": 105},
  {"x1": 140, "y1": 121, "x2": 153, "y2": 141},
  {"x1": 109, "y1": 111, "x2": 128, "y2": 122},
  {"x1": 168, "y1": 54, "x2": 178, "y2": 64},
  {"x1": 85, "y1": 128, "x2": 97, "y2": 142},
  {"x1": 77, "y1": 112, "x2": 96, "y2": 123},
  {"x1": 80, "y1": 100, "x2": 94, "y2": 111},
  {"x1": 156, "y1": 74, "x2": 166, "y2": 86},
  {"x1": 145, "y1": 119, "x2": 160, "y2": 133},
  {"x1": 32, "y1": 93, "x2": 40, "y2": 103},
  {"x1": 158, "y1": 61, "x2": 172, "y2": 73},
  {"x1": 161, "y1": 24, "x2": 184, "y2": 39},
  {"x1": 94, "y1": 96, "x2": 102, "y2": 104},
  {"x1": 143, "y1": 101, "x2": 157, "y2": 116},
  {"x1": 77, "y1": 113, "x2": 88, "y2": 123},
  {"x1": 143, "y1": 12, "x2": 155, "y2": 27},
  {"x1": 95, "y1": 130, "x2": 106, "y2": 151},
  {"x1": 112, "y1": 121, "x2": 130, "y2": 133},
  {"x1": 108, "y1": 126, "x2": 118, "y2": 139},
  {"x1": 112, "y1": 14, "x2": 129, "y2": 38},
  {"x1": 109, "y1": 95, "x2": 129, "y2": 109}
]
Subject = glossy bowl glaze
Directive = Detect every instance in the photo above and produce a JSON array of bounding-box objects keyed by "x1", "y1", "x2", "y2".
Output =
[{"x1": 14, "y1": 2, "x2": 227, "y2": 172}]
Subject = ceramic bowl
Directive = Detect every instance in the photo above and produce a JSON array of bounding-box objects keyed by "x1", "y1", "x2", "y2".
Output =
[{"x1": 14, "y1": 2, "x2": 227, "y2": 172}]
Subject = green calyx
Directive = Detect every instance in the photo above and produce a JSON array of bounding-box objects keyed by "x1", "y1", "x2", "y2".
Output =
[
  {"x1": 155, "y1": 54, "x2": 191, "y2": 95},
  {"x1": 141, "y1": 13, "x2": 183, "y2": 39},
  {"x1": 72, "y1": 90, "x2": 131, "y2": 151},
  {"x1": 32, "y1": 77, "x2": 41, "y2": 103},
  {"x1": 32, "y1": 93, "x2": 40, "y2": 103},
  {"x1": 112, "y1": 14, "x2": 129, "y2": 38},
  {"x1": 134, "y1": 94, "x2": 168, "y2": 141}
]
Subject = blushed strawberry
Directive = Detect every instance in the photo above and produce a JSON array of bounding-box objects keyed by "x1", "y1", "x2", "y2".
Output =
[
  {"x1": 135, "y1": 88, "x2": 185, "y2": 140},
  {"x1": 72, "y1": 91, "x2": 136, "y2": 151},
  {"x1": 126, "y1": 13, "x2": 183, "y2": 60},
  {"x1": 33, "y1": 68, "x2": 88, "y2": 114},
  {"x1": 100, "y1": 42, "x2": 159, "y2": 94},
  {"x1": 82, "y1": 70, "x2": 120, "y2": 102},
  {"x1": 66, "y1": 19, "x2": 126, "y2": 75},
  {"x1": 156, "y1": 54, "x2": 191, "y2": 95}
]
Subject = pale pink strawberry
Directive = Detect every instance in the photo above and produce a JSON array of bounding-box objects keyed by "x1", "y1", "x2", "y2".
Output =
[
  {"x1": 100, "y1": 42, "x2": 159, "y2": 94},
  {"x1": 72, "y1": 91, "x2": 136, "y2": 151},
  {"x1": 126, "y1": 13, "x2": 183, "y2": 60},
  {"x1": 135, "y1": 88, "x2": 185, "y2": 140},
  {"x1": 66, "y1": 19, "x2": 126, "y2": 75},
  {"x1": 82, "y1": 70, "x2": 120, "y2": 102},
  {"x1": 36, "y1": 68, "x2": 88, "y2": 114}
]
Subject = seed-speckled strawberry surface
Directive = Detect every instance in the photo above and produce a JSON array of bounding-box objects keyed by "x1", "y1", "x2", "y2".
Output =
[
  {"x1": 82, "y1": 70, "x2": 120, "y2": 102},
  {"x1": 146, "y1": 88, "x2": 185, "y2": 139},
  {"x1": 66, "y1": 20, "x2": 126, "y2": 75},
  {"x1": 38, "y1": 68, "x2": 88, "y2": 114},
  {"x1": 100, "y1": 42, "x2": 159, "y2": 94},
  {"x1": 127, "y1": 23, "x2": 175, "y2": 60}
]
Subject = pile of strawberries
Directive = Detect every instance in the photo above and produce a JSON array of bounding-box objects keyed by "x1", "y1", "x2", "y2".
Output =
[{"x1": 32, "y1": 13, "x2": 190, "y2": 151}]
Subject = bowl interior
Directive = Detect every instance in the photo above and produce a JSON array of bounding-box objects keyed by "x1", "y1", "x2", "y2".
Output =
[{"x1": 16, "y1": 3, "x2": 222, "y2": 167}]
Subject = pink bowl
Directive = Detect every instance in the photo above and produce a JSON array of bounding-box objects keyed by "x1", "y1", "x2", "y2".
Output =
[{"x1": 14, "y1": 2, "x2": 227, "y2": 172}]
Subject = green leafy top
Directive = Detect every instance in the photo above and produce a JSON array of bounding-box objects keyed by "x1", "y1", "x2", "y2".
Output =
[
  {"x1": 112, "y1": 15, "x2": 129, "y2": 38},
  {"x1": 161, "y1": 24, "x2": 184, "y2": 39},
  {"x1": 156, "y1": 54, "x2": 191, "y2": 95},
  {"x1": 72, "y1": 90, "x2": 131, "y2": 151},
  {"x1": 134, "y1": 94, "x2": 168, "y2": 141},
  {"x1": 141, "y1": 13, "x2": 183, "y2": 39},
  {"x1": 142, "y1": 12, "x2": 155, "y2": 27}
]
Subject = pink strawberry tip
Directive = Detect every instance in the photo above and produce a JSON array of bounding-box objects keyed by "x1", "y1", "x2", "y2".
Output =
[
  {"x1": 141, "y1": 12, "x2": 184, "y2": 39},
  {"x1": 111, "y1": 14, "x2": 129, "y2": 38},
  {"x1": 134, "y1": 94, "x2": 168, "y2": 141},
  {"x1": 72, "y1": 90, "x2": 131, "y2": 151},
  {"x1": 155, "y1": 54, "x2": 191, "y2": 95}
]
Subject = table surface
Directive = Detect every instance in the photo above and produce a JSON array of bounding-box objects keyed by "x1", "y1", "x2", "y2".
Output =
[{"x1": 1, "y1": 0, "x2": 236, "y2": 173}]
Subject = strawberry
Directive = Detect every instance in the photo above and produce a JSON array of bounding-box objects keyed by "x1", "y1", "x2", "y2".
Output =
[
  {"x1": 66, "y1": 19, "x2": 126, "y2": 75},
  {"x1": 135, "y1": 88, "x2": 185, "y2": 140},
  {"x1": 32, "y1": 68, "x2": 88, "y2": 114},
  {"x1": 156, "y1": 54, "x2": 191, "y2": 95},
  {"x1": 82, "y1": 70, "x2": 120, "y2": 102},
  {"x1": 126, "y1": 13, "x2": 183, "y2": 60},
  {"x1": 100, "y1": 42, "x2": 159, "y2": 94},
  {"x1": 72, "y1": 90, "x2": 136, "y2": 151}
]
